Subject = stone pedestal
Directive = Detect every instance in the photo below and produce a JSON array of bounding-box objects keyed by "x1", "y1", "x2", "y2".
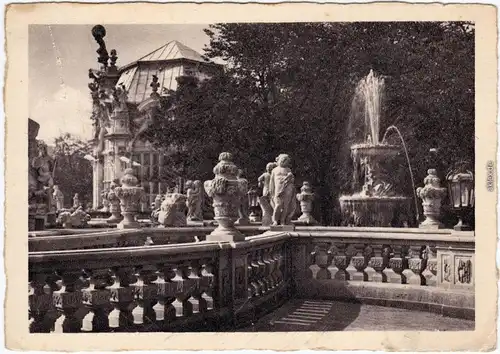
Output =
[
  {"x1": 204, "y1": 152, "x2": 246, "y2": 242},
  {"x1": 437, "y1": 245, "x2": 474, "y2": 291}
]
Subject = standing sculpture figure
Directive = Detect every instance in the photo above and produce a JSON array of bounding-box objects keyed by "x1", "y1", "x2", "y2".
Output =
[
  {"x1": 185, "y1": 180, "x2": 201, "y2": 221},
  {"x1": 31, "y1": 144, "x2": 55, "y2": 212},
  {"x1": 73, "y1": 193, "x2": 81, "y2": 209},
  {"x1": 258, "y1": 162, "x2": 277, "y2": 226},
  {"x1": 269, "y1": 154, "x2": 296, "y2": 226},
  {"x1": 236, "y1": 170, "x2": 250, "y2": 225},
  {"x1": 193, "y1": 180, "x2": 204, "y2": 221},
  {"x1": 52, "y1": 185, "x2": 65, "y2": 211}
]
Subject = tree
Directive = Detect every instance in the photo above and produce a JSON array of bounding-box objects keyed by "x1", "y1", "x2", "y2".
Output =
[
  {"x1": 51, "y1": 133, "x2": 93, "y2": 208},
  {"x1": 145, "y1": 22, "x2": 474, "y2": 226}
]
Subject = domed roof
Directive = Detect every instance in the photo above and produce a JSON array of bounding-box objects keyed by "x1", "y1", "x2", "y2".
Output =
[{"x1": 116, "y1": 41, "x2": 221, "y2": 104}]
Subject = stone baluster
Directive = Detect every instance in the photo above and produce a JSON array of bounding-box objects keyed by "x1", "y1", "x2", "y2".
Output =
[
  {"x1": 81, "y1": 269, "x2": 111, "y2": 332},
  {"x1": 269, "y1": 247, "x2": 280, "y2": 288},
  {"x1": 52, "y1": 270, "x2": 83, "y2": 333},
  {"x1": 333, "y1": 243, "x2": 350, "y2": 280},
  {"x1": 274, "y1": 247, "x2": 284, "y2": 285},
  {"x1": 422, "y1": 245, "x2": 438, "y2": 286},
  {"x1": 404, "y1": 245, "x2": 426, "y2": 285},
  {"x1": 171, "y1": 266, "x2": 191, "y2": 317},
  {"x1": 107, "y1": 267, "x2": 134, "y2": 331},
  {"x1": 251, "y1": 252, "x2": 265, "y2": 295},
  {"x1": 383, "y1": 245, "x2": 405, "y2": 284},
  {"x1": 152, "y1": 265, "x2": 176, "y2": 328},
  {"x1": 185, "y1": 262, "x2": 202, "y2": 314},
  {"x1": 310, "y1": 243, "x2": 333, "y2": 280},
  {"x1": 130, "y1": 266, "x2": 157, "y2": 330},
  {"x1": 200, "y1": 263, "x2": 214, "y2": 311},
  {"x1": 248, "y1": 254, "x2": 260, "y2": 296},
  {"x1": 262, "y1": 248, "x2": 274, "y2": 290},
  {"x1": 347, "y1": 244, "x2": 368, "y2": 281},
  {"x1": 29, "y1": 272, "x2": 54, "y2": 333},
  {"x1": 365, "y1": 244, "x2": 387, "y2": 282},
  {"x1": 256, "y1": 250, "x2": 268, "y2": 292}
]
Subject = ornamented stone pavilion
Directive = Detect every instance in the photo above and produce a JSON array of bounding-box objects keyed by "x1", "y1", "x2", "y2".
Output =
[{"x1": 87, "y1": 25, "x2": 223, "y2": 209}]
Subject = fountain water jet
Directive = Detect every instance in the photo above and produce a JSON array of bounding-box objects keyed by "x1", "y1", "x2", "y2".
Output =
[{"x1": 339, "y1": 70, "x2": 411, "y2": 227}]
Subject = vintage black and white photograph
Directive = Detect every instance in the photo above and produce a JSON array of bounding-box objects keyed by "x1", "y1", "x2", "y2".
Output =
[{"x1": 5, "y1": 2, "x2": 496, "y2": 351}]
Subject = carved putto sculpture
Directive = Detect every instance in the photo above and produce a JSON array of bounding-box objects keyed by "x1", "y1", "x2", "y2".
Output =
[
  {"x1": 416, "y1": 169, "x2": 447, "y2": 229},
  {"x1": 157, "y1": 192, "x2": 187, "y2": 227},
  {"x1": 52, "y1": 185, "x2": 64, "y2": 211},
  {"x1": 269, "y1": 154, "x2": 296, "y2": 226},
  {"x1": 295, "y1": 181, "x2": 317, "y2": 225},
  {"x1": 258, "y1": 162, "x2": 277, "y2": 226}
]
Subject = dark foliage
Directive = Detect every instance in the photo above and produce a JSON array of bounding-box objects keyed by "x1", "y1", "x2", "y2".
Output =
[{"x1": 144, "y1": 22, "x2": 474, "y2": 225}]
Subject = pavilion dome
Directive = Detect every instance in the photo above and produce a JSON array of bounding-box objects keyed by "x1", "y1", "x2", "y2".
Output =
[{"x1": 116, "y1": 40, "x2": 221, "y2": 104}]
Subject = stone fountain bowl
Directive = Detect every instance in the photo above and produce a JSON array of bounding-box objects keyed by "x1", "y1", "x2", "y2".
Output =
[
  {"x1": 339, "y1": 195, "x2": 411, "y2": 227},
  {"x1": 350, "y1": 143, "x2": 401, "y2": 158}
]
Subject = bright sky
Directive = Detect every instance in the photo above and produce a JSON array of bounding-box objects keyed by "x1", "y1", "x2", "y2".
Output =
[{"x1": 29, "y1": 24, "x2": 212, "y2": 144}]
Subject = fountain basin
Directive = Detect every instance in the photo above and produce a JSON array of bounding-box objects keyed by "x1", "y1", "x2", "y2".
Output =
[
  {"x1": 350, "y1": 143, "x2": 401, "y2": 158},
  {"x1": 339, "y1": 195, "x2": 410, "y2": 227}
]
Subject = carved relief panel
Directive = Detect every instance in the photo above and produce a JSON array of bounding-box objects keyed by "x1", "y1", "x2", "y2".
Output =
[{"x1": 437, "y1": 246, "x2": 474, "y2": 291}]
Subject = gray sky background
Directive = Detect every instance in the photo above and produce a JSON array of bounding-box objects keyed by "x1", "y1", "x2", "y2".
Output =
[{"x1": 29, "y1": 24, "x2": 213, "y2": 143}]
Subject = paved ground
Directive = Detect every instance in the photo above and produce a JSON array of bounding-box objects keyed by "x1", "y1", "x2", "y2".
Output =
[{"x1": 240, "y1": 299, "x2": 475, "y2": 332}]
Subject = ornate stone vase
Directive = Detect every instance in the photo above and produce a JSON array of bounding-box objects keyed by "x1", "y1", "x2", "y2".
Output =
[
  {"x1": 295, "y1": 181, "x2": 317, "y2": 225},
  {"x1": 416, "y1": 169, "x2": 447, "y2": 229},
  {"x1": 114, "y1": 169, "x2": 145, "y2": 229},
  {"x1": 204, "y1": 152, "x2": 246, "y2": 241}
]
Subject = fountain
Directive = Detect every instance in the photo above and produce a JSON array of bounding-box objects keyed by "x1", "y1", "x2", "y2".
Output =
[{"x1": 339, "y1": 70, "x2": 412, "y2": 227}]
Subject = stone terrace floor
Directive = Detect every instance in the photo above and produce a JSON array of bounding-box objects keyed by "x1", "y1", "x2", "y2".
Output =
[{"x1": 239, "y1": 299, "x2": 475, "y2": 332}]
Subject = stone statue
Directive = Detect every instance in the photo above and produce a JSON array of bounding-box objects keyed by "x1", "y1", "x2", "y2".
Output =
[
  {"x1": 113, "y1": 84, "x2": 128, "y2": 112},
  {"x1": 57, "y1": 206, "x2": 91, "y2": 229},
  {"x1": 236, "y1": 169, "x2": 250, "y2": 225},
  {"x1": 269, "y1": 154, "x2": 296, "y2": 226},
  {"x1": 157, "y1": 192, "x2": 187, "y2": 227},
  {"x1": 154, "y1": 194, "x2": 162, "y2": 210},
  {"x1": 52, "y1": 185, "x2": 64, "y2": 211},
  {"x1": 193, "y1": 180, "x2": 204, "y2": 221},
  {"x1": 73, "y1": 193, "x2": 81, "y2": 209},
  {"x1": 186, "y1": 180, "x2": 203, "y2": 222},
  {"x1": 100, "y1": 189, "x2": 110, "y2": 212},
  {"x1": 31, "y1": 144, "x2": 54, "y2": 188},
  {"x1": 258, "y1": 162, "x2": 277, "y2": 226}
]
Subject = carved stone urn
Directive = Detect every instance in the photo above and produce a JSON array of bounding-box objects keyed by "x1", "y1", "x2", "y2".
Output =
[
  {"x1": 416, "y1": 169, "x2": 447, "y2": 229},
  {"x1": 114, "y1": 168, "x2": 145, "y2": 229},
  {"x1": 204, "y1": 152, "x2": 246, "y2": 241},
  {"x1": 295, "y1": 181, "x2": 317, "y2": 225}
]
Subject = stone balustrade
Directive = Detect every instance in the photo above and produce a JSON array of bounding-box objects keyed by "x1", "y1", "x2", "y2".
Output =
[
  {"x1": 28, "y1": 227, "x2": 475, "y2": 332},
  {"x1": 29, "y1": 232, "x2": 291, "y2": 333}
]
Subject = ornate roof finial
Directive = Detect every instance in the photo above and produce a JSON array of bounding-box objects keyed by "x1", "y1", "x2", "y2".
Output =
[
  {"x1": 150, "y1": 74, "x2": 160, "y2": 98},
  {"x1": 91, "y1": 25, "x2": 109, "y2": 69}
]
